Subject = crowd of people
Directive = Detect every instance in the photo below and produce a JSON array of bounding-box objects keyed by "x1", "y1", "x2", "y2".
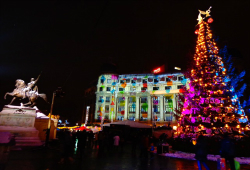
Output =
[
  {"x1": 56, "y1": 128, "x2": 243, "y2": 170},
  {"x1": 56, "y1": 128, "x2": 156, "y2": 164}
]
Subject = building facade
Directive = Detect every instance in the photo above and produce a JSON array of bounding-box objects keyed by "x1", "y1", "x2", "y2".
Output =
[{"x1": 94, "y1": 73, "x2": 188, "y2": 122}]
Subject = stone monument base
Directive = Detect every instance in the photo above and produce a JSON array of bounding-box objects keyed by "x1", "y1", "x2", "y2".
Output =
[
  {"x1": 0, "y1": 105, "x2": 43, "y2": 146},
  {"x1": 0, "y1": 126, "x2": 43, "y2": 146}
]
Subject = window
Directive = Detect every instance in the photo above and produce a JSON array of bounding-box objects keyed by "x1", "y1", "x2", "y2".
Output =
[
  {"x1": 119, "y1": 88, "x2": 124, "y2": 91},
  {"x1": 153, "y1": 87, "x2": 159, "y2": 90},
  {"x1": 107, "y1": 79, "x2": 111, "y2": 83},
  {"x1": 106, "y1": 87, "x2": 111, "y2": 91},
  {"x1": 178, "y1": 76, "x2": 184, "y2": 81},
  {"x1": 131, "y1": 80, "x2": 136, "y2": 84},
  {"x1": 165, "y1": 96, "x2": 172, "y2": 101},
  {"x1": 165, "y1": 97, "x2": 173, "y2": 113},
  {"x1": 143, "y1": 79, "x2": 147, "y2": 83},
  {"x1": 154, "y1": 79, "x2": 159, "y2": 83},
  {"x1": 153, "y1": 96, "x2": 159, "y2": 105},
  {"x1": 165, "y1": 105, "x2": 173, "y2": 113},
  {"x1": 129, "y1": 104, "x2": 136, "y2": 113},
  {"x1": 120, "y1": 80, "x2": 124, "y2": 84},
  {"x1": 118, "y1": 97, "x2": 124, "y2": 103},
  {"x1": 129, "y1": 97, "x2": 136, "y2": 103},
  {"x1": 118, "y1": 106, "x2": 124, "y2": 112},
  {"x1": 166, "y1": 78, "x2": 171, "y2": 82},
  {"x1": 165, "y1": 86, "x2": 171, "y2": 90},
  {"x1": 126, "y1": 79, "x2": 130, "y2": 83},
  {"x1": 141, "y1": 87, "x2": 147, "y2": 92},
  {"x1": 106, "y1": 97, "x2": 110, "y2": 102},
  {"x1": 172, "y1": 76, "x2": 177, "y2": 81},
  {"x1": 100, "y1": 79, "x2": 105, "y2": 84},
  {"x1": 141, "y1": 107, "x2": 148, "y2": 113},
  {"x1": 160, "y1": 77, "x2": 165, "y2": 81},
  {"x1": 141, "y1": 97, "x2": 147, "y2": 103},
  {"x1": 148, "y1": 78, "x2": 153, "y2": 82},
  {"x1": 105, "y1": 105, "x2": 109, "y2": 112},
  {"x1": 98, "y1": 106, "x2": 102, "y2": 112},
  {"x1": 153, "y1": 105, "x2": 160, "y2": 113},
  {"x1": 137, "y1": 78, "x2": 141, "y2": 83},
  {"x1": 99, "y1": 87, "x2": 103, "y2": 91},
  {"x1": 177, "y1": 85, "x2": 185, "y2": 89},
  {"x1": 98, "y1": 96, "x2": 103, "y2": 102}
]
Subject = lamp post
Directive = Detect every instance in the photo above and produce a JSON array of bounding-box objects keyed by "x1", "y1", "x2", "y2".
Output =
[
  {"x1": 45, "y1": 91, "x2": 55, "y2": 147},
  {"x1": 45, "y1": 87, "x2": 64, "y2": 147}
]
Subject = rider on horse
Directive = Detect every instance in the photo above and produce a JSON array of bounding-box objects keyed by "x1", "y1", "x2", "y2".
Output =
[{"x1": 23, "y1": 74, "x2": 40, "y2": 98}]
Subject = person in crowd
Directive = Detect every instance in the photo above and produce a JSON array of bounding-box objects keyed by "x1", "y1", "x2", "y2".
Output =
[
  {"x1": 131, "y1": 132, "x2": 138, "y2": 154},
  {"x1": 98, "y1": 131, "x2": 105, "y2": 152},
  {"x1": 220, "y1": 133, "x2": 235, "y2": 170},
  {"x1": 113, "y1": 134, "x2": 120, "y2": 149},
  {"x1": 71, "y1": 130, "x2": 77, "y2": 149},
  {"x1": 58, "y1": 130, "x2": 74, "y2": 164},
  {"x1": 140, "y1": 135, "x2": 149, "y2": 158},
  {"x1": 93, "y1": 132, "x2": 99, "y2": 149},
  {"x1": 159, "y1": 133, "x2": 167, "y2": 143},
  {"x1": 195, "y1": 134, "x2": 210, "y2": 170},
  {"x1": 88, "y1": 131, "x2": 94, "y2": 149},
  {"x1": 76, "y1": 130, "x2": 87, "y2": 159}
]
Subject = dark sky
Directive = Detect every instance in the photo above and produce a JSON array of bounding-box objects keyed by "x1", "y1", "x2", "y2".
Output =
[{"x1": 1, "y1": 1, "x2": 250, "y2": 123}]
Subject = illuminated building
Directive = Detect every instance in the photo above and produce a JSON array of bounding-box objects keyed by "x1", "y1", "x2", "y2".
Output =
[{"x1": 94, "y1": 73, "x2": 188, "y2": 122}]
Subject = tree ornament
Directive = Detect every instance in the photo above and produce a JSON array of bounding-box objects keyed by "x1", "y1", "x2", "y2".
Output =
[
  {"x1": 191, "y1": 117, "x2": 196, "y2": 123},
  {"x1": 206, "y1": 128, "x2": 212, "y2": 134},
  {"x1": 215, "y1": 99, "x2": 220, "y2": 104},
  {"x1": 195, "y1": 29, "x2": 199, "y2": 34},
  {"x1": 207, "y1": 18, "x2": 213, "y2": 23},
  {"x1": 205, "y1": 99, "x2": 209, "y2": 104}
]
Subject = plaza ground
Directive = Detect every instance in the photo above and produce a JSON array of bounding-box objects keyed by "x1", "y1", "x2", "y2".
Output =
[{"x1": 1, "y1": 141, "x2": 250, "y2": 170}]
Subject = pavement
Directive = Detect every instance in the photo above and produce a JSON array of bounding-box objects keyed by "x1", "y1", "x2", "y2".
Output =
[{"x1": 1, "y1": 141, "x2": 250, "y2": 170}]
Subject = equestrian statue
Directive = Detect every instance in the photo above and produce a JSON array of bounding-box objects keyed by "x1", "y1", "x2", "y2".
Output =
[{"x1": 4, "y1": 74, "x2": 47, "y2": 107}]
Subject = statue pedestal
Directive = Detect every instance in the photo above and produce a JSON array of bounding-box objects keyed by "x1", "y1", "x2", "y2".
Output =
[{"x1": 0, "y1": 105, "x2": 43, "y2": 146}]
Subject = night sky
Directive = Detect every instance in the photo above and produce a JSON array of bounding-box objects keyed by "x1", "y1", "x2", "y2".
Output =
[{"x1": 1, "y1": 1, "x2": 250, "y2": 123}]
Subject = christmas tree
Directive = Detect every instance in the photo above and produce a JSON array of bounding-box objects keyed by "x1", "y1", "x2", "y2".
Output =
[{"x1": 177, "y1": 7, "x2": 249, "y2": 137}]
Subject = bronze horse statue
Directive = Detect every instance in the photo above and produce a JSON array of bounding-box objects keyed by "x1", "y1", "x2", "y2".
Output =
[{"x1": 4, "y1": 79, "x2": 47, "y2": 107}]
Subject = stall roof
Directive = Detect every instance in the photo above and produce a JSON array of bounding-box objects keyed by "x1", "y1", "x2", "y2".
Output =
[{"x1": 103, "y1": 120, "x2": 152, "y2": 128}]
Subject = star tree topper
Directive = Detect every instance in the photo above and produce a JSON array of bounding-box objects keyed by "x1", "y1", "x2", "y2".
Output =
[{"x1": 197, "y1": 6, "x2": 212, "y2": 24}]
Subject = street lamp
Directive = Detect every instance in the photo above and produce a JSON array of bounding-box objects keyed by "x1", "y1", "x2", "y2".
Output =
[{"x1": 45, "y1": 87, "x2": 64, "y2": 147}]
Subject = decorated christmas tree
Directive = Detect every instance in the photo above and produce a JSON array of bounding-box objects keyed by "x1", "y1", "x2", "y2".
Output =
[{"x1": 177, "y1": 7, "x2": 249, "y2": 137}]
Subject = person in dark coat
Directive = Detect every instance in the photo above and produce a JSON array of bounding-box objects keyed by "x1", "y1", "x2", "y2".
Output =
[
  {"x1": 76, "y1": 130, "x2": 87, "y2": 159},
  {"x1": 58, "y1": 130, "x2": 74, "y2": 164},
  {"x1": 220, "y1": 133, "x2": 235, "y2": 170},
  {"x1": 195, "y1": 134, "x2": 210, "y2": 170}
]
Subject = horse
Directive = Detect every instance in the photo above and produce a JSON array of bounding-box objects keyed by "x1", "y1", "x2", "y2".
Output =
[{"x1": 4, "y1": 79, "x2": 48, "y2": 107}]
